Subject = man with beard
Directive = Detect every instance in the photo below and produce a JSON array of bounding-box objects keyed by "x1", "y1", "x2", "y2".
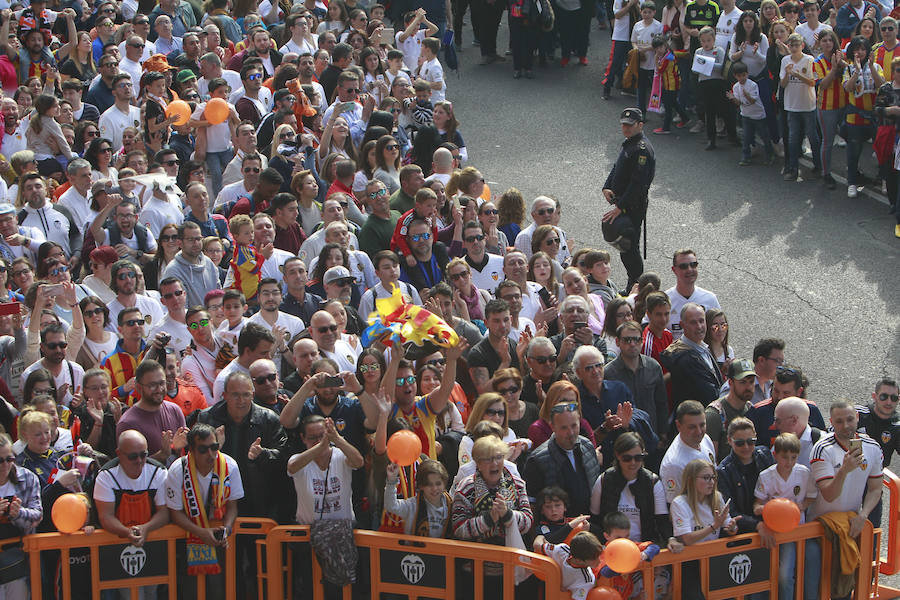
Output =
[
  {"x1": 21, "y1": 322, "x2": 84, "y2": 406},
  {"x1": 247, "y1": 278, "x2": 302, "y2": 373},
  {"x1": 17, "y1": 172, "x2": 78, "y2": 258},
  {"x1": 213, "y1": 323, "x2": 276, "y2": 401},
  {"x1": 705, "y1": 359, "x2": 758, "y2": 462},
  {"x1": 148, "y1": 277, "x2": 192, "y2": 355},
  {"x1": 163, "y1": 349, "x2": 207, "y2": 416},
  {"x1": 0, "y1": 98, "x2": 29, "y2": 157},
  {"x1": 161, "y1": 220, "x2": 221, "y2": 308},
  {"x1": 181, "y1": 307, "x2": 223, "y2": 403},
  {"x1": 106, "y1": 260, "x2": 165, "y2": 333},
  {"x1": 99, "y1": 75, "x2": 141, "y2": 149},
  {"x1": 116, "y1": 360, "x2": 188, "y2": 461}
]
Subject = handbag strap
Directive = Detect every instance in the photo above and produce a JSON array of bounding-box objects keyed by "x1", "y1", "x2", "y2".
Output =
[{"x1": 318, "y1": 459, "x2": 331, "y2": 521}]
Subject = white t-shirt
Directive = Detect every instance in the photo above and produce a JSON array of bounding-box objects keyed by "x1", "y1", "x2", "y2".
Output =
[
  {"x1": 139, "y1": 197, "x2": 185, "y2": 238},
  {"x1": 780, "y1": 53, "x2": 817, "y2": 112},
  {"x1": 541, "y1": 542, "x2": 597, "y2": 600},
  {"x1": 191, "y1": 102, "x2": 234, "y2": 153},
  {"x1": 215, "y1": 180, "x2": 251, "y2": 212},
  {"x1": 99, "y1": 104, "x2": 142, "y2": 150},
  {"x1": 733, "y1": 79, "x2": 766, "y2": 120},
  {"x1": 590, "y1": 475, "x2": 668, "y2": 542},
  {"x1": 795, "y1": 21, "x2": 832, "y2": 51},
  {"x1": 670, "y1": 494, "x2": 724, "y2": 542},
  {"x1": 754, "y1": 463, "x2": 816, "y2": 523},
  {"x1": 12, "y1": 428, "x2": 73, "y2": 455},
  {"x1": 117, "y1": 38, "x2": 155, "y2": 63},
  {"x1": 106, "y1": 294, "x2": 166, "y2": 334},
  {"x1": 632, "y1": 20, "x2": 664, "y2": 69},
  {"x1": 518, "y1": 280, "x2": 546, "y2": 322},
  {"x1": 81, "y1": 332, "x2": 118, "y2": 367},
  {"x1": 247, "y1": 311, "x2": 306, "y2": 360},
  {"x1": 118, "y1": 57, "x2": 144, "y2": 96},
  {"x1": 101, "y1": 228, "x2": 159, "y2": 254},
  {"x1": 468, "y1": 253, "x2": 505, "y2": 294},
  {"x1": 148, "y1": 316, "x2": 192, "y2": 356},
  {"x1": 611, "y1": 0, "x2": 631, "y2": 41},
  {"x1": 228, "y1": 87, "x2": 273, "y2": 114},
  {"x1": 659, "y1": 433, "x2": 717, "y2": 503},
  {"x1": 665, "y1": 285, "x2": 721, "y2": 340},
  {"x1": 58, "y1": 186, "x2": 93, "y2": 236},
  {"x1": 418, "y1": 57, "x2": 446, "y2": 103},
  {"x1": 94, "y1": 462, "x2": 169, "y2": 507},
  {"x1": 216, "y1": 317, "x2": 248, "y2": 351},
  {"x1": 509, "y1": 317, "x2": 536, "y2": 343},
  {"x1": 292, "y1": 448, "x2": 355, "y2": 524},
  {"x1": 165, "y1": 453, "x2": 245, "y2": 511},
  {"x1": 321, "y1": 339, "x2": 360, "y2": 373},
  {"x1": 809, "y1": 433, "x2": 883, "y2": 519},
  {"x1": 198, "y1": 70, "x2": 242, "y2": 100},
  {"x1": 715, "y1": 7, "x2": 742, "y2": 53},
  {"x1": 281, "y1": 37, "x2": 318, "y2": 56},
  {"x1": 397, "y1": 29, "x2": 426, "y2": 72}
]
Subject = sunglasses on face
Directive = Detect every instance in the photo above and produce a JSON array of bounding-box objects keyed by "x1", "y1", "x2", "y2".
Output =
[
  {"x1": 484, "y1": 407, "x2": 506, "y2": 417},
  {"x1": 316, "y1": 325, "x2": 338, "y2": 334},
  {"x1": 280, "y1": 133, "x2": 294, "y2": 140},
  {"x1": 498, "y1": 386, "x2": 520, "y2": 396},
  {"x1": 49, "y1": 266, "x2": 69, "y2": 276},
  {"x1": 425, "y1": 358, "x2": 446, "y2": 367},
  {"x1": 247, "y1": 73, "x2": 263, "y2": 81},
  {"x1": 385, "y1": 144, "x2": 399, "y2": 150},
  {"x1": 619, "y1": 452, "x2": 647, "y2": 463},
  {"x1": 731, "y1": 437, "x2": 757, "y2": 447},
  {"x1": 162, "y1": 289, "x2": 184, "y2": 300},
  {"x1": 162, "y1": 159, "x2": 180, "y2": 166},
  {"x1": 102, "y1": 62, "x2": 118, "y2": 68},
  {"x1": 550, "y1": 402, "x2": 578, "y2": 415},
  {"x1": 369, "y1": 188, "x2": 388, "y2": 198},
  {"x1": 359, "y1": 364, "x2": 380, "y2": 373},
  {"x1": 879, "y1": 393, "x2": 900, "y2": 402},
  {"x1": 410, "y1": 232, "x2": 431, "y2": 242},
  {"x1": 188, "y1": 319, "x2": 210, "y2": 330},
  {"x1": 449, "y1": 271, "x2": 468, "y2": 280},
  {"x1": 125, "y1": 450, "x2": 149, "y2": 461},
  {"x1": 698, "y1": 474, "x2": 717, "y2": 482},
  {"x1": 530, "y1": 355, "x2": 556, "y2": 365},
  {"x1": 544, "y1": 238, "x2": 560, "y2": 246},
  {"x1": 536, "y1": 208, "x2": 554, "y2": 216},
  {"x1": 619, "y1": 336, "x2": 642, "y2": 345},
  {"x1": 117, "y1": 272, "x2": 136, "y2": 280},
  {"x1": 883, "y1": 26, "x2": 895, "y2": 31},
  {"x1": 396, "y1": 375, "x2": 416, "y2": 386},
  {"x1": 45, "y1": 341, "x2": 68, "y2": 350},
  {"x1": 196, "y1": 442, "x2": 220, "y2": 454},
  {"x1": 253, "y1": 373, "x2": 277, "y2": 385},
  {"x1": 482, "y1": 209, "x2": 499, "y2": 215},
  {"x1": 243, "y1": 167, "x2": 261, "y2": 173},
  {"x1": 124, "y1": 318, "x2": 146, "y2": 327},
  {"x1": 343, "y1": 87, "x2": 359, "y2": 93},
  {"x1": 129, "y1": 42, "x2": 145, "y2": 48},
  {"x1": 676, "y1": 261, "x2": 699, "y2": 270},
  {"x1": 84, "y1": 307, "x2": 104, "y2": 318},
  {"x1": 465, "y1": 234, "x2": 485, "y2": 243},
  {"x1": 99, "y1": 147, "x2": 112, "y2": 153},
  {"x1": 86, "y1": 130, "x2": 100, "y2": 137},
  {"x1": 160, "y1": 234, "x2": 179, "y2": 242}
]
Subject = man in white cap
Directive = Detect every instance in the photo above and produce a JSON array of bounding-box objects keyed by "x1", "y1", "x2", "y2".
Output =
[{"x1": 0, "y1": 203, "x2": 43, "y2": 262}]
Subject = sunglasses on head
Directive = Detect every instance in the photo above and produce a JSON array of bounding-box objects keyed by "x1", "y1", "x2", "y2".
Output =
[
  {"x1": 396, "y1": 375, "x2": 416, "y2": 386},
  {"x1": 550, "y1": 402, "x2": 578, "y2": 415},
  {"x1": 253, "y1": 373, "x2": 277, "y2": 385},
  {"x1": 45, "y1": 341, "x2": 68, "y2": 350},
  {"x1": 188, "y1": 319, "x2": 210, "y2": 330}
]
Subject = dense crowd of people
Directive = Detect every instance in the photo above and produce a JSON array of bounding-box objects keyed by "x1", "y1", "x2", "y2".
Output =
[
  {"x1": 595, "y1": 0, "x2": 900, "y2": 238},
  {"x1": 0, "y1": 0, "x2": 895, "y2": 598}
]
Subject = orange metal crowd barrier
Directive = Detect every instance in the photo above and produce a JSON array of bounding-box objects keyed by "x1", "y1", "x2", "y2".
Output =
[{"x1": 263, "y1": 524, "x2": 565, "y2": 600}]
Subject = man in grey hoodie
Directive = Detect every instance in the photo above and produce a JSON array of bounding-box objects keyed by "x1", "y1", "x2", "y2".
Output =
[{"x1": 161, "y1": 221, "x2": 221, "y2": 307}]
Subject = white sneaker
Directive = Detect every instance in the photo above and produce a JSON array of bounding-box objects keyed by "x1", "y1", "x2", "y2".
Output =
[
  {"x1": 689, "y1": 121, "x2": 705, "y2": 133},
  {"x1": 773, "y1": 141, "x2": 785, "y2": 158},
  {"x1": 848, "y1": 184, "x2": 858, "y2": 198},
  {"x1": 834, "y1": 136, "x2": 847, "y2": 148}
]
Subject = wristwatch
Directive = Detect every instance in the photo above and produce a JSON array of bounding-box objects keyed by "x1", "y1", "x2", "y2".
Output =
[{"x1": 136, "y1": 251, "x2": 144, "y2": 261}]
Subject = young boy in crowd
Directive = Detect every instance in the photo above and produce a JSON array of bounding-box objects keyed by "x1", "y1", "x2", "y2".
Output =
[
  {"x1": 534, "y1": 528, "x2": 603, "y2": 600},
  {"x1": 370, "y1": 3, "x2": 386, "y2": 21},
  {"x1": 595, "y1": 511, "x2": 665, "y2": 600},
  {"x1": 532, "y1": 486, "x2": 590, "y2": 541},
  {"x1": 390, "y1": 187, "x2": 440, "y2": 267},
  {"x1": 728, "y1": 61, "x2": 775, "y2": 166},
  {"x1": 417, "y1": 37, "x2": 446, "y2": 103},
  {"x1": 652, "y1": 35, "x2": 690, "y2": 134},
  {"x1": 358, "y1": 249, "x2": 423, "y2": 319},
  {"x1": 216, "y1": 289, "x2": 249, "y2": 363},
  {"x1": 754, "y1": 432, "x2": 818, "y2": 600},
  {"x1": 385, "y1": 49, "x2": 409, "y2": 85},
  {"x1": 228, "y1": 214, "x2": 263, "y2": 305},
  {"x1": 695, "y1": 26, "x2": 736, "y2": 150},
  {"x1": 583, "y1": 250, "x2": 618, "y2": 304},
  {"x1": 383, "y1": 459, "x2": 453, "y2": 536},
  {"x1": 404, "y1": 79, "x2": 435, "y2": 129}
]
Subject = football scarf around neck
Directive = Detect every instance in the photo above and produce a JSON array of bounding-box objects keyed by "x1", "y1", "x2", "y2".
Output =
[{"x1": 182, "y1": 452, "x2": 229, "y2": 575}]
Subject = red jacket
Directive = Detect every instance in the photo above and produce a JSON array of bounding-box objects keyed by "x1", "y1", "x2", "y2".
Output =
[{"x1": 326, "y1": 179, "x2": 361, "y2": 210}]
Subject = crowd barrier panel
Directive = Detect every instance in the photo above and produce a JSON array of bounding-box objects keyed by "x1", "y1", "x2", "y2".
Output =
[
  {"x1": 263, "y1": 524, "x2": 564, "y2": 600},
  {"x1": 881, "y1": 468, "x2": 900, "y2": 576}
]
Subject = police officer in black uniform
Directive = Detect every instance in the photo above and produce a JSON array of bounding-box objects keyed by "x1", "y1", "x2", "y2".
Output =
[{"x1": 602, "y1": 107, "x2": 656, "y2": 290}]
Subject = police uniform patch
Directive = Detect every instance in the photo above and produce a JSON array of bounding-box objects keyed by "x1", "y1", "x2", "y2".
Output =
[{"x1": 638, "y1": 155, "x2": 647, "y2": 165}]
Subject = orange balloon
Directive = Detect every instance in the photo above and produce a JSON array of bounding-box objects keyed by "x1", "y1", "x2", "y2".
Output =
[
  {"x1": 386, "y1": 430, "x2": 421, "y2": 467},
  {"x1": 480, "y1": 182, "x2": 491, "y2": 203},
  {"x1": 762, "y1": 498, "x2": 801, "y2": 533},
  {"x1": 165, "y1": 100, "x2": 191, "y2": 126},
  {"x1": 205, "y1": 97, "x2": 230, "y2": 125},
  {"x1": 603, "y1": 538, "x2": 641, "y2": 574},
  {"x1": 586, "y1": 586, "x2": 621, "y2": 600},
  {"x1": 52, "y1": 493, "x2": 88, "y2": 534}
]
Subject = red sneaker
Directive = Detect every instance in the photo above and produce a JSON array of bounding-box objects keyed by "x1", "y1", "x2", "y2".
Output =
[
  {"x1": 675, "y1": 121, "x2": 688, "y2": 129},
  {"x1": 561, "y1": 57, "x2": 570, "y2": 66},
  {"x1": 579, "y1": 57, "x2": 588, "y2": 66}
]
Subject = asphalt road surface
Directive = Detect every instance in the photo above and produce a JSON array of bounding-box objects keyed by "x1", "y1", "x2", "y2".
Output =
[{"x1": 450, "y1": 21, "x2": 900, "y2": 410}]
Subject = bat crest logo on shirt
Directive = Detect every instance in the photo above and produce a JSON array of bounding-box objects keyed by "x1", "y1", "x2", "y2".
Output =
[
  {"x1": 793, "y1": 486, "x2": 801, "y2": 497},
  {"x1": 335, "y1": 418, "x2": 346, "y2": 432},
  {"x1": 883, "y1": 431, "x2": 892, "y2": 445}
]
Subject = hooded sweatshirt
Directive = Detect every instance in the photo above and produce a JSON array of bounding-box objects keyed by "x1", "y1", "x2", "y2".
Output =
[{"x1": 160, "y1": 251, "x2": 222, "y2": 307}]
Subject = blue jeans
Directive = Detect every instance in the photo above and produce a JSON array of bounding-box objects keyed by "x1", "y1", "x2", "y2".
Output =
[
  {"x1": 678, "y1": 56, "x2": 695, "y2": 111},
  {"x1": 779, "y1": 539, "x2": 821, "y2": 600},
  {"x1": 755, "y1": 74, "x2": 780, "y2": 144},
  {"x1": 845, "y1": 123, "x2": 876, "y2": 185},
  {"x1": 206, "y1": 149, "x2": 233, "y2": 198},
  {"x1": 818, "y1": 107, "x2": 843, "y2": 177},
  {"x1": 742, "y1": 115, "x2": 773, "y2": 160},
  {"x1": 787, "y1": 110, "x2": 821, "y2": 172}
]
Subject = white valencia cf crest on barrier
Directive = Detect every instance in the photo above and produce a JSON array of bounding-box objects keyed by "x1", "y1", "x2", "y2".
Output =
[
  {"x1": 120, "y1": 545, "x2": 147, "y2": 577},
  {"x1": 729, "y1": 554, "x2": 752, "y2": 585},
  {"x1": 400, "y1": 554, "x2": 426, "y2": 584}
]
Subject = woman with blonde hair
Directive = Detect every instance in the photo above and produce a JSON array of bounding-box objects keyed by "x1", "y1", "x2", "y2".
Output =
[
  {"x1": 446, "y1": 166, "x2": 485, "y2": 203},
  {"x1": 445, "y1": 258, "x2": 491, "y2": 323},
  {"x1": 491, "y1": 368, "x2": 538, "y2": 438},
  {"x1": 528, "y1": 380, "x2": 596, "y2": 448},
  {"x1": 290, "y1": 169, "x2": 322, "y2": 234},
  {"x1": 759, "y1": 0, "x2": 782, "y2": 37},
  {"x1": 0, "y1": 431, "x2": 42, "y2": 596}
]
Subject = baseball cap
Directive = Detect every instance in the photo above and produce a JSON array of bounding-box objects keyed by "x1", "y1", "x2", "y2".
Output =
[
  {"x1": 620, "y1": 107, "x2": 644, "y2": 125},
  {"x1": 0, "y1": 203, "x2": 15, "y2": 216},
  {"x1": 176, "y1": 69, "x2": 197, "y2": 84},
  {"x1": 728, "y1": 359, "x2": 756, "y2": 381},
  {"x1": 89, "y1": 245, "x2": 119, "y2": 266},
  {"x1": 323, "y1": 265, "x2": 354, "y2": 285}
]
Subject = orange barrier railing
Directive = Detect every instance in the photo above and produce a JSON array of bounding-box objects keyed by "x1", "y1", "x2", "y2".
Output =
[
  {"x1": 881, "y1": 468, "x2": 900, "y2": 576},
  {"x1": 263, "y1": 525, "x2": 565, "y2": 600}
]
